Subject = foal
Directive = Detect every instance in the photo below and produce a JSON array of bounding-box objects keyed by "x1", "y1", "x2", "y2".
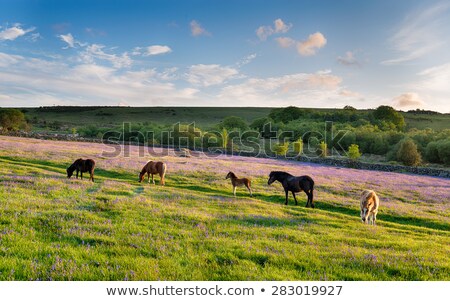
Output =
[{"x1": 225, "y1": 171, "x2": 252, "y2": 197}]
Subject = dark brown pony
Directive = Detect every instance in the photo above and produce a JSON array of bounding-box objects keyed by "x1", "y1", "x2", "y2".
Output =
[
  {"x1": 225, "y1": 171, "x2": 252, "y2": 197},
  {"x1": 139, "y1": 161, "x2": 166, "y2": 185},
  {"x1": 67, "y1": 158, "x2": 95, "y2": 182},
  {"x1": 267, "y1": 171, "x2": 315, "y2": 207}
]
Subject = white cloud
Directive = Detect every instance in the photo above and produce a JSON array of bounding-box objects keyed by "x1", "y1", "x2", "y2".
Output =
[
  {"x1": 297, "y1": 32, "x2": 327, "y2": 56},
  {"x1": 186, "y1": 64, "x2": 240, "y2": 87},
  {"x1": 0, "y1": 55, "x2": 198, "y2": 106},
  {"x1": 382, "y1": 2, "x2": 450, "y2": 65},
  {"x1": 236, "y1": 53, "x2": 257, "y2": 67},
  {"x1": 0, "y1": 25, "x2": 35, "y2": 41},
  {"x1": 0, "y1": 52, "x2": 23, "y2": 67},
  {"x1": 337, "y1": 51, "x2": 360, "y2": 66},
  {"x1": 276, "y1": 37, "x2": 295, "y2": 48},
  {"x1": 416, "y1": 62, "x2": 450, "y2": 92},
  {"x1": 392, "y1": 92, "x2": 425, "y2": 108},
  {"x1": 339, "y1": 89, "x2": 363, "y2": 99},
  {"x1": 80, "y1": 44, "x2": 132, "y2": 68},
  {"x1": 145, "y1": 45, "x2": 172, "y2": 56},
  {"x1": 190, "y1": 20, "x2": 210, "y2": 37},
  {"x1": 217, "y1": 71, "x2": 344, "y2": 106},
  {"x1": 256, "y1": 18, "x2": 292, "y2": 41},
  {"x1": 58, "y1": 33, "x2": 86, "y2": 49}
]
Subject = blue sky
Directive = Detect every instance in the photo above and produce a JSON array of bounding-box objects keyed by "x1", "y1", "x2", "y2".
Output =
[{"x1": 0, "y1": 0, "x2": 449, "y2": 112}]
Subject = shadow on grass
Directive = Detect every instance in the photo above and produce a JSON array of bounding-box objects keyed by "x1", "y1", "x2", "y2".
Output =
[{"x1": 3, "y1": 155, "x2": 448, "y2": 232}]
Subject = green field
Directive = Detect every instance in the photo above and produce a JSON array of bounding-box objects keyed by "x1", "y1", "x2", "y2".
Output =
[{"x1": 0, "y1": 136, "x2": 449, "y2": 280}]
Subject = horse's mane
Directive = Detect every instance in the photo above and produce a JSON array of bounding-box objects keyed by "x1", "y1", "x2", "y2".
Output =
[
  {"x1": 269, "y1": 171, "x2": 293, "y2": 177},
  {"x1": 227, "y1": 171, "x2": 237, "y2": 178}
]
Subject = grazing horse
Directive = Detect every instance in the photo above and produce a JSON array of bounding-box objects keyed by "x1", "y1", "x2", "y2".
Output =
[
  {"x1": 225, "y1": 171, "x2": 252, "y2": 197},
  {"x1": 360, "y1": 190, "x2": 379, "y2": 225},
  {"x1": 67, "y1": 158, "x2": 95, "y2": 182},
  {"x1": 139, "y1": 161, "x2": 166, "y2": 185},
  {"x1": 267, "y1": 171, "x2": 315, "y2": 207}
]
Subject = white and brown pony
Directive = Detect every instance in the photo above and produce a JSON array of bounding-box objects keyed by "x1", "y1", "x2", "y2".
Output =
[
  {"x1": 360, "y1": 190, "x2": 379, "y2": 225},
  {"x1": 139, "y1": 161, "x2": 166, "y2": 185},
  {"x1": 225, "y1": 171, "x2": 252, "y2": 197}
]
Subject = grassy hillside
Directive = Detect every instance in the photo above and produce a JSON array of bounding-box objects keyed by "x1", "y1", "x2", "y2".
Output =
[
  {"x1": 19, "y1": 106, "x2": 450, "y2": 131},
  {"x1": 22, "y1": 107, "x2": 272, "y2": 128},
  {"x1": 0, "y1": 136, "x2": 449, "y2": 280}
]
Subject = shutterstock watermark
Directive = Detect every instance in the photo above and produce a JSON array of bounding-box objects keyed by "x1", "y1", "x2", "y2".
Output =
[{"x1": 101, "y1": 121, "x2": 349, "y2": 159}]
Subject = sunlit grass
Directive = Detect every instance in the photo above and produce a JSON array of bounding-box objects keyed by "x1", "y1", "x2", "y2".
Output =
[{"x1": 0, "y1": 136, "x2": 449, "y2": 280}]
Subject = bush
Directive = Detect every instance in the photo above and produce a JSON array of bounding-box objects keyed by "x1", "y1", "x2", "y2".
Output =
[
  {"x1": 0, "y1": 108, "x2": 27, "y2": 131},
  {"x1": 425, "y1": 141, "x2": 440, "y2": 163},
  {"x1": 293, "y1": 139, "x2": 303, "y2": 155},
  {"x1": 436, "y1": 139, "x2": 450, "y2": 165},
  {"x1": 397, "y1": 138, "x2": 421, "y2": 166},
  {"x1": 274, "y1": 142, "x2": 289, "y2": 156},
  {"x1": 348, "y1": 144, "x2": 361, "y2": 160},
  {"x1": 320, "y1": 141, "x2": 328, "y2": 157}
]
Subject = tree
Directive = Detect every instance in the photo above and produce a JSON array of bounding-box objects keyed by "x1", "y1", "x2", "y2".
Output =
[
  {"x1": 0, "y1": 108, "x2": 27, "y2": 131},
  {"x1": 218, "y1": 116, "x2": 248, "y2": 131},
  {"x1": 348, "y1": 144, "x2": 361, "y2": 160},
  {"x1": 372, "y1": 105, "x2": 405, "y2": 130},
  {"x1": 436, "y1": 139, "x2": 450, "y2": 165},
  {"x1": 397, "y1": 138, "x2": 421, "y2": 166}
]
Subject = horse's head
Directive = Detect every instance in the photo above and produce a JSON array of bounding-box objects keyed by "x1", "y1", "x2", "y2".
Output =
[
  {"x1": 267, "y1": 172, "x2": 276, "y2": 185},
  {"x1": 361, "y1": 208, "x2": 368, "y2": 223},
  {"x1": 138, "y1": 172, "x2": 145, "y2": 183},
  {"x1": 225, "y1": 172, "x2": 233, "y2": 179},
  {"x1": 67, "y1": 167, "x2": 73, "y2": 179}
]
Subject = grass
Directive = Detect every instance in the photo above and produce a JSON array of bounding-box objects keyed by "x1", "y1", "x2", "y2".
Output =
[{"x1": 0, "y1": 136, "x2": 449, "y2": 280}]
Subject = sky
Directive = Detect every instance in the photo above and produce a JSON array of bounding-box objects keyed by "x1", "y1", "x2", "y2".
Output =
[{"x1": 0, "y1": 0, "x2": 449, "y2": 112}]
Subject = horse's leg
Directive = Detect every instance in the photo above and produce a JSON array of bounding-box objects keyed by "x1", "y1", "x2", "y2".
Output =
[
  {"x1": 247, "y1": 185, "x2": 252, "y2": 197},
  {"x1": 285, "y1": 189, "x2": 289, "y2": 205},
  {"x1": 76, "y1": 170, "x2": 79, "y2": 179},
  {"x1": 160, "y1": 173, "x2": 165, "y2": 186},
  {"x1": 292, "y1": 192, "x2": 298, "y2": 205},
  {"x1": 80, "y1": 171, "x2": 83, "y2": 180},
  {"x1": 233, "y1": 186, "x2": 236, "y2": 197},
  {"x1": 152, "y1": 174, "x2": 155, "y2": 184},
  {"x1": 373, "y1": 212, "x2": 377, "y2": 226},
  {"x1": 90, "y1": 170, "x2": 94, "y2": 182},
  {"x1": 309, "y1": 190, "x2": 315, "y2": 208}
]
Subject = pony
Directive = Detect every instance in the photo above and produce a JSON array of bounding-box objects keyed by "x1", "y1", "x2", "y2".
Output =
[
  {"x1": 67, "y1": 158, "x2": 95, "y2": 182},
  {"x1": 139, "y1": 161, "x2": 166, "y2": 185},
  {"x1": 267, "y1": 171, "x2": 315, "y2": 207},
  {"x1": 360, "y1": 190, "x2": 379, "y2": 225},
  {"x1": 225, "y1": 171, "x2": 252, "y2": 197}
]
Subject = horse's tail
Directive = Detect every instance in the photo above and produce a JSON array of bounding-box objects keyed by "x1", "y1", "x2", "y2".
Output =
[
  {"x1": 160, "y1": 162, "x2": 167, "y2": 185},
  {"x1": 308, "y1": 176, "x2": 314, "y2": 205}
]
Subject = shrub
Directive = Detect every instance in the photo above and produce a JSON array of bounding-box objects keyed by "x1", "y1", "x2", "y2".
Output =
[
  {"x1": 274, "y1": 142, "x2": 289, "y2": 156},
  {"x1": 348, "y1": 144, "x2": 361, "y2": 160},
  {"x1": 436, "y1": 139, "x2": 450, "y2": 165},
  {"x1": 425, "y1": 141, "x2": 440, "y2": 163},
  {"x1": 397, "y1": 138, "x2": 421, "y2": 166},
  {"x1": 293, "y1": 139, "x2": 303, "y2": 155},
  {"x1": 372, "y1": 105, "x2": 405, "y2": 130},
  {"x1": 221, "y1": 128, "x2": 228, "y2": 149},
  {"x1": 320, "y1": 141, "x2": 328, "y2": 157},
  {"x1": 0, "y1": 108, "x2": 27, "y2": 131}
]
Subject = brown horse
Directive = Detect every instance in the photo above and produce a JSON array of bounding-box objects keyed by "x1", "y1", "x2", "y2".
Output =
[
  {"x1": 268, "y1": 171, "x2": 314, "y2": 207},
  {"x1": 67, "y1": 158, "x2": 95, "y2": 182},
  {"x1": 360, "y1": 190, "x2": 380, "y2": 225},
  {"x1": 139, "y1": 161, "x2": 166, "y2": 185},
  {"x1": 225, "y1": 171, "x2": 252, "y2": 197}
]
